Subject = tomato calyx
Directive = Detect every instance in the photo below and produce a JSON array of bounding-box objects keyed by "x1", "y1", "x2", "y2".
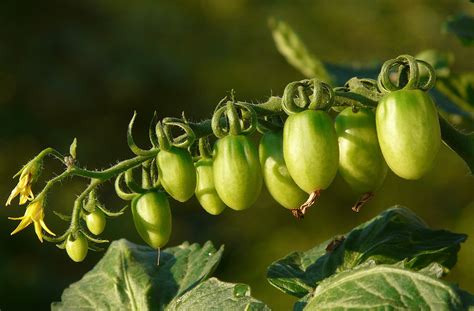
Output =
[
  {"x1": 282, "y1": 79, "x2": 334, "y2": 115},
  {"x1": 211, "y1": 96, "x2": 257, "y2": 138},
  {"x1": 377, "y1": 54, "x2": 436, "y2": 93}
]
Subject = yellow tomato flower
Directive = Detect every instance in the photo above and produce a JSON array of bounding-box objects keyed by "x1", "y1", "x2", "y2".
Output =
[
  {"x1": 9, "y1": 198, "x2": 55, "y2": 242},
  {"x1": 6, "y1": 172, "x2": 34, "y2": 206}
]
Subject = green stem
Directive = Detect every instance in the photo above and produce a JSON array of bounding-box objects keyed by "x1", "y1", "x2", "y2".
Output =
[
  {"x1": 70, "y1": 154, "x2": 157, "y2": 180},
  {"x1": 70, "y1": 179, "x2": 103, "y2": 231},
  {"x1": 36, "y1": 170, "x2": 72, "y2": 199}
]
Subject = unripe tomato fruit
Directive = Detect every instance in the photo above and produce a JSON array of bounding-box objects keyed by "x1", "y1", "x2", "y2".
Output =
[
  {"x1": 259, "y1": 130, "x2": 307, "y2": 209},
  {"x1": 213, "y1": 135, "x2": 262, "y2": 210},
  {"x1": 131, "y1": 191, "x2": 171, "y2": 249},
  {"x1": 283, "y1": 110, "x2": 339, "y2": 193},
  {"x1": 66, "y1": 232, "x2": 88, "y2": 262},
  {"x1": 195, "y1": 158, "x2": 226, "y2": 215},
  {"x1": 85, "y1": 209, "x2": 106, "y2": 235},
  {"x1": 157, "y1": 147, "x2": 196, "y2": 202},
  {"x1": 335, "y1": 108, "x2": 388, "y2": 193},
  {"x1": 376, "y1": 89, "x2": 441, "y2": 180}
]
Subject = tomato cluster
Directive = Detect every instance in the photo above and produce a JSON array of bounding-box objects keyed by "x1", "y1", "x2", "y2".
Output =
[{"x1": 64, "y1": 55, "x2": 440, "y2": 261}]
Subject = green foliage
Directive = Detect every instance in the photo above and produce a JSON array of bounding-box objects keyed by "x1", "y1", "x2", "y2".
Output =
[
  {"x1": 52, "y1": 240, "x2": 234, "y2": 310},
  {"x1": 436, "y1": 73, "x2": 474, "y2": 119},
  {"x1": 269, "y1": 18, "x2": 333, "y2": 84},
  {"x1": 443, "y1": 14, "x2": 474, "y2": 45},
  {"x1": 167, "y1": 278, "x2": 270, "y2": 311},
  {"x1": 266, "y1": 207, "x2": 467, "y2": 298},
  {"x1": 304, "y1": 265, "x2": 464, "y2": 310},
  {"x1": 53, "y1": 207, "x2": 472, "y2": 310}
]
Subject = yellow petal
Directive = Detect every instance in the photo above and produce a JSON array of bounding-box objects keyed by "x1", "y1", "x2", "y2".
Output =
[
  {"x1": 6, "y1": 186, "x2": 21, "y2": 206},
  {"x1": 19, "y1": 194, "x2": 29, "y2": 205},
  {"x1": 8, "y1": 216, "x2": 26, "y2": 220},
  {"x1": 10, "y1": 217, "x2": 33, "y2": 236},
  {"x1": 40, "y1": 219, "x2": 55, "y2": 236},
  {"x1": 34, "y1": 221, "x2": 43, "y2": 243}
]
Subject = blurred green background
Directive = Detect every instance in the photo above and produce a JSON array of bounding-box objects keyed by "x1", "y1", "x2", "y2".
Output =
[{"x1": 0, "y1": 0, "x2": 473, "y2": 310}]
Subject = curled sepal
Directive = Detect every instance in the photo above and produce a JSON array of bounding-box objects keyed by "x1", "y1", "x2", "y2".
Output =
[
  {"x1": 97, "y1": 203, "x2": 127, "y2": 217},
  {"x1": 162, "y1": 117, "x2": 196, "y2": 149},
  {"x1": 377, "y1": 54, "x2": 436, "y2": 93},
  {"x1": 56, "y1": 239, "x2": 67, "y2": 250},
  {"x1": 211, "y1": 105, "x2": 229, "y2": 138},
  {"x1": 81, "y1": 230, "x2": 109, "y2": 244},
  {"x1": 149, "y1": 111, "x2": 159, "y2": 148},
  {"x1": 235, "y1": 103, "x2": 257, "y2": 135},
  {"x1": 125, "y1": 167, "x2": 147, "y2": 194},
  {"x1": 211, "y1": 101, "x2": 257, "y2": 137},
  {"x1": 43, "y1": 230, "x2": 70, "y2": 243},
  {"x1": 149, "y1": 158, "x2": 161, "y2": 189},
  {"x1": 114, "y1": 173, "x2": 138, "y2": 201},
  {"x1": 198, "y1": 137, "x2": 212, "y2": 159},
  {"x1": 415, "y1": 60, "x2": 436, "y2": 91},
  {"x1": 127, "y1": 111, "x2": 159, "y2": 156},
  {"x1": 282, "y1": 79, "x2": 334, "y2": 115},
  {"x1": 155, "y1": 121, "x2": 172, "y2": 151},
  {"x1": 53, "y1": 210, "x2": 72, "y2": 222},
  {"x1": 87, "y1": 243, "x2": 105, "y2": 252}
]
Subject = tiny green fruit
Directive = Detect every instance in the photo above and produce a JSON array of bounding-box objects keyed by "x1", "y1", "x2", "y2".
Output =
[
  {"x1": 85, "y1": 209, "x2": 106, "y2": 235},
  {"x1": 66, "y1": 232, "x2": 88, "y2": 263}
]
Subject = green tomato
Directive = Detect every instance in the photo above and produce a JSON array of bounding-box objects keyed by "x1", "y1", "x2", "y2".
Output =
[
  {"x1": 259, "y1": 130, "x2": 307, "y2": 209},
  {"x1": 66, "y1": 232, "x2": 88, "y2": 263},
  {"x1": 157, "y1": 146, "x2": 196, "y2": 202},
  {"x1": 335, "y1": 107, "x2": 388, "y2": 193},
  {"x1": 85, "y1": 209, "x2": 106, "y2": 235},
  {"x1": 376, "y1": 89, "x2": 441, "y2": 180},
  {"x1": 213, "y1": 135, "x2": 262, "y2": 210},
  {"x1": 195, "y1": 158, "x2": 226, "y2": 215},
  {"x1": 283, "y1": 110, "x2": 339, "y2": 193},
  {"x1": 132, "y1": 191, "x2": 172, "y2": 249}
]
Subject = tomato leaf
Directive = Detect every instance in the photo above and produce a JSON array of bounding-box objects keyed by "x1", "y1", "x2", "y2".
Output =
[
  {"x1": 166, "y1": 278, "x2": 270, "y2": 310},
  {"x1": 269, "y1": 18, "x2": 334, "y2": 84},
  {"x1": 443, "y1": 13, "x2": 474, "y2": 46},
  {"x1": 266, "y1": 206, "x2": 467, "y2": 298},
  {"x1": 439, "y1": 115, "x2": 474, "y2": 175},
  {"x1": 304, "y1": 265, "x2": 465, "y2": 310},
  {"x1": 52, "y1": 239, "x2": 224, "y2": 310}
]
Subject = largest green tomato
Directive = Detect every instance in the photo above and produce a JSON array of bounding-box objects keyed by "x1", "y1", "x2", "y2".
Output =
[
  {"x1": 259, "y1": 130, "x2": 307, "y2": 209},
  {"x1": 157, "y1": 146, "x2": 196, "y2": 202},
  {"x1": 335, "y1": 107, "x2": 388, "y2": 193},
  {"x1": 376, "y1": 89, "x2": 441, "y2": 180},
  {"x1": 213, "y1": 135, "x2": 262, "y2": 210},
  {"x1": 131, "y1": 191, "x2": 171, "y2": 249},
  {"x1": 283, "y1": 110, "x2": 339, "y2": 193}
]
